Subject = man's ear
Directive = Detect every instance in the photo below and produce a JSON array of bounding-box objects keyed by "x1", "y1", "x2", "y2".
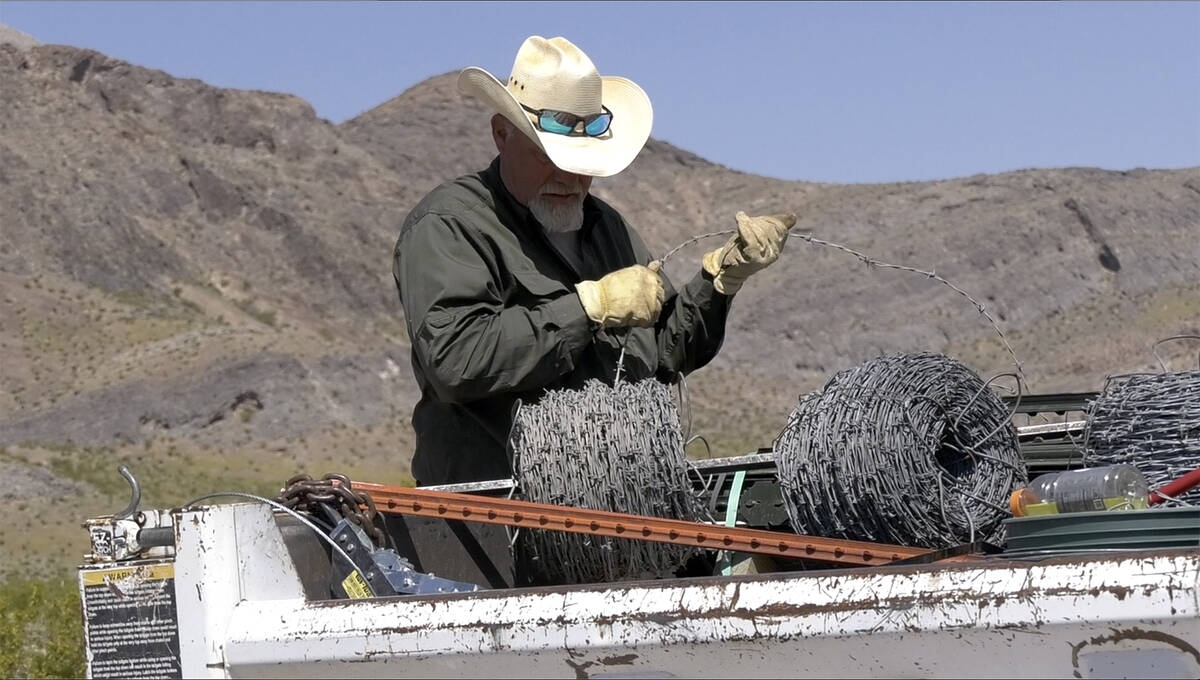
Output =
[{"x1": 491, "y1": 114, "x2": 510, "y2": 153}]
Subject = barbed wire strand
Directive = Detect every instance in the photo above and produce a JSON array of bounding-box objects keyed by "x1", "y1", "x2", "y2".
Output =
[{"x1": 656, "y1": 228, "x2": 1024, "y2": 382}]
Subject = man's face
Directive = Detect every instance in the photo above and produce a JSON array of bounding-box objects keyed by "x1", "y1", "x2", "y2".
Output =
[{"x1": 493, "y1": 115, "x2": 593, "y2": 232}]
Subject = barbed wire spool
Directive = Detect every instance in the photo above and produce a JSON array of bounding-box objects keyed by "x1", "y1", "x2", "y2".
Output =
[
  {"x1": 509, "y1": 378, "x2": 704, "y2": 585},
  {"x1": 776, "y1": 352, "x2": 1025, "y2": 549},
  {"x1": 1083, "y1": 369, "x2": 1200, "y2": 505}
]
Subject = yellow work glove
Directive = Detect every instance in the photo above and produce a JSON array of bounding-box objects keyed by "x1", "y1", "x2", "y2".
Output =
[
  {"x1": 702, "y1": 211, "x2": 797, "y2": 295},
  {"x1": 575, "y1": 262, "x2": 665, "y2": 329}
]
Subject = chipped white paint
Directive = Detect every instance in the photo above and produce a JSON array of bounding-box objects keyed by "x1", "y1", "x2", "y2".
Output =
[
  {"x1": 173, "y1": 503, "x2": 306, "y2": 678},
  {"x1": 167, "y1": 503, "x2": 1200, "y2": 679}
]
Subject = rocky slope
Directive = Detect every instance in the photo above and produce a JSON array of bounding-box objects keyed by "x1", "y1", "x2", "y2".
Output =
[{"x1": 0, "y1": 37, "x2": 1197, "y2": 571}]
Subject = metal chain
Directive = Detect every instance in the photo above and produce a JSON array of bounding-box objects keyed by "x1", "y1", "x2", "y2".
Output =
[
  {"x1": 274, "y1": 472, "x2": 386, "y2": 548},
  {"x1": 509, "y1": 378, "x2": 705, "y2": 585},
  {"x1": 776, "y1": 352, "x2": 1026, "y2": 549}
]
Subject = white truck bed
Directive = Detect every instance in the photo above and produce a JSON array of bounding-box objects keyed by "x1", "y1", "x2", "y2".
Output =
[{"x1": 80, "y1": 502, "x2": 1200, "y2": 679}]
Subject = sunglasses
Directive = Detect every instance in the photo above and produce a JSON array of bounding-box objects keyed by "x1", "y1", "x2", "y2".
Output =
[{"x1": 520, "y1": 103, "x2": 614, "y2": 137}]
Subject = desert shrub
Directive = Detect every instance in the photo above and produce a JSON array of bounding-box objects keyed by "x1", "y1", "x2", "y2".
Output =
[{"x1": 0, "y1": 576, "x2": 85, "y2": 679}]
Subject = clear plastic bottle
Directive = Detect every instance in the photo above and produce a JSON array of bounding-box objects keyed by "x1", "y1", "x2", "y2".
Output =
[{"x1": 1009, "y1": 464, "x2": 1149, "y2": 517}]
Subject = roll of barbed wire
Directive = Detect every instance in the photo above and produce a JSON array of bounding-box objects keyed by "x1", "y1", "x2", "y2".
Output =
[
  {"x1": 509, "y1": 378, "x2": 704, "y2": 585},
  {"x1": 1083, "y1": 370, "x2": 1200, "y2": 505},
  {"x1": 776, "y1": 352, "x2": 1025, "y2": 548}
]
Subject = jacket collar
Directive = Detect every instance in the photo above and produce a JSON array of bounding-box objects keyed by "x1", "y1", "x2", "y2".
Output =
[{"x1": 482, "y1": 156, "x2": 601, "y2": 238}]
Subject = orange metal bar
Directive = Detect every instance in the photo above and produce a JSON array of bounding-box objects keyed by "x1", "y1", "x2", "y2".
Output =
[{"x1": 353, "y1": 481, "x2": 950, "y2": 568}]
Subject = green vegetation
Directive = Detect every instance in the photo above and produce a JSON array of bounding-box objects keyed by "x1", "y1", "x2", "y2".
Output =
[
  {"x1": 234, "y1": 298, "x2": 278, "y2": 328},
  {"x1": 0, "y1": 576, "x2": 86, "y2": 679},
  {"x1": 110, "y1": 288, "x2": 159, "y2": 309},
  {"x1": 110, "y1": 287, "x2": 203, "y2": 320},
  {"x1": 0, "y1": 422, "x2": 417, "y2": 680},
  {"x1": 43, "y1": 442, "x2": 281, "y2": 509}
]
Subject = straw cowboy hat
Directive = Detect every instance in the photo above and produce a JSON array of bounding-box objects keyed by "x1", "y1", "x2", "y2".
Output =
[{"x1": 458, "y1": 36, "x2": 653, "y2": 177}]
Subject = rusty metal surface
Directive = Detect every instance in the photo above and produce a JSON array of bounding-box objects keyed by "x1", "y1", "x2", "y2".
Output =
[
  {"x1": 353, "y1": 481, "x2": 953, "y2": 567},
  {"x1": 276, "y1": 473, "x2": 386, "y2": 547}
]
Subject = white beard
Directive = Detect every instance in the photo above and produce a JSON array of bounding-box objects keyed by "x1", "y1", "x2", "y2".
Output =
[{"x1": 529, "y1": 189, "x2": 585, "y2": 233}]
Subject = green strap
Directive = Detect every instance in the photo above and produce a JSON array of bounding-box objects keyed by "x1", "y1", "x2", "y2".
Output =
[{"x1": 719, "y1": 470, "x2": 748, "y2": 576}]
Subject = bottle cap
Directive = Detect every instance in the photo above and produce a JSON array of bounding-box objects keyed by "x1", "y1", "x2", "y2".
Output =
[{"x1": 1010, "y1": 489, "x2": 1025, "y2": 517}]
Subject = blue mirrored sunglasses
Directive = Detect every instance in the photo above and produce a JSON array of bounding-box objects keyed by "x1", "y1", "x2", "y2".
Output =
[{"x1": 520, "y1": 103, "x2": 614, "y2": 137}]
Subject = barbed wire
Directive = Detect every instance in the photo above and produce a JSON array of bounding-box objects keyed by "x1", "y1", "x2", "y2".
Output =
[
  {"x1": 655, "y1": 228, "x2": 1024, "y2": 381},
  {"x1": 508, "y1": 378, "x2": 704, "y2": 585},
  {"x1": 510, "y1": 225, "x2": 1024, "y2": 581},
  {"x1": 657, "y1": 230, "x2": 737, "y2": 264},
  {"x1": 776, "y1": 352, "x2": 1025, "y2": 549},
  {"x1": 1083, "y1": 369, "x2": 1200, "y2": 505}
]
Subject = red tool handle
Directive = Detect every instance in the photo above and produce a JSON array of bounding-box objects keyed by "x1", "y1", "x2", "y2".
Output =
[{"x1": 1149, "y1": 466, "x2": 1200, "y2": 505}]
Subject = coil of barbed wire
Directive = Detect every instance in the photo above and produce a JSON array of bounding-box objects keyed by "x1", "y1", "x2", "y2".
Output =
[
  {"x1": 509, "y1": 378, "x2": 704, "y2": 585},
  {"x1": 1083, "y1": 369, "x2": 1200, "y2": 505},
  {"x1": 776, "y1": 353, "x2": 1025, "y2": 549}
]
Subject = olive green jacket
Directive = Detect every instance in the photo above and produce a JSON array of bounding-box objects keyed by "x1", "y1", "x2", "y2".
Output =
[{"x1": 393, "y1": 158, "x2": 731, "y2": 485}]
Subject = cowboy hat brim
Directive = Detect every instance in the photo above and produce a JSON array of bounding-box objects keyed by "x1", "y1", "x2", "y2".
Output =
[{"x1": 458, "y1": 67, "x2": 653, "y2": 178}]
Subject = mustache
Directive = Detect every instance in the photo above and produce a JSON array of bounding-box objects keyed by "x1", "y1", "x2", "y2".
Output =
[{"x1": 539, "y1": 181, "x2": 585, "y2": 196}]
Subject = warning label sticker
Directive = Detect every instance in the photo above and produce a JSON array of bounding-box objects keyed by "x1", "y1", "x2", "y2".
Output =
[
  {"x1": 342, "y1": 570, "x2": 371, "y2": 599},
  {"x1": 81, "y1": 562, "x2": 182, "y2": 679}
]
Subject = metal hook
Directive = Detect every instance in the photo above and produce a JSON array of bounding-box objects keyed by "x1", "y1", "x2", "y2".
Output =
[{"x1": 115, "y1": 464, "x2": 141, "y2": 520}]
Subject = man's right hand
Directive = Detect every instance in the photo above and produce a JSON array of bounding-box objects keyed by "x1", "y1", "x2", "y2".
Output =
[{"x1": 575, "y1": 262, "x2": 665, "y2": 329}]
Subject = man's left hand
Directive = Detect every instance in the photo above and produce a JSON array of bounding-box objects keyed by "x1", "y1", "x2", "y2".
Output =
[{"x1": 703, "y1": 211, "x2": 797, "y2": 295}]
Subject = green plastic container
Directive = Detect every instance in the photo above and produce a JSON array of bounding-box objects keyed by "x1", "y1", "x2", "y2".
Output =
[{"x1": 1003, "y1": 506, "x2": 1200, "y2": 555}]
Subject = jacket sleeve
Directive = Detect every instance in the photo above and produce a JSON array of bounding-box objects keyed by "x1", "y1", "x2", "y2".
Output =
[
  {"x1": 653, "y1": 267, "x2": 731, "y2": 379},
  {"x1": 394, "y1": 212, "x2": 594, "y2": 404},
  {"x1": 623, "y1": 224, "x2": 732, "y2": 381}
]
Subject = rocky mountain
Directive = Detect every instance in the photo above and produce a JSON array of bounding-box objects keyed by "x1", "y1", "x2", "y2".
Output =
[
  {"x1": 0, "y1": 36, "x2": 1197, "y2": 571},
  {"x1": 0, "y1": 23, "x2": 38, "y2": 50}
]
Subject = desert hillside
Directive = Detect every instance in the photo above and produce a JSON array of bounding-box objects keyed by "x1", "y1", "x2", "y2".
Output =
[{"x1": 1, "y1": 37, "x2": 1198, "y2": 574}]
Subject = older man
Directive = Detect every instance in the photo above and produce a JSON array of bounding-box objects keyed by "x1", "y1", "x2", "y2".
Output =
[{"x1": 393, "y1": 36, "x2": 793, "y2": 485}]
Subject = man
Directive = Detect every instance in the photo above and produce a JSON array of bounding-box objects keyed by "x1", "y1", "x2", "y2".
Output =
[{"x1": 393, "y1": 36, "x2": 794, "y2": 486}]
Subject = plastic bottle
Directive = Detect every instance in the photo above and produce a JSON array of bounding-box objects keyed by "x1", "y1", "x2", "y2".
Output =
[{"x1": 1009, "y1": 465, "x2": 1149, "y2": 517}]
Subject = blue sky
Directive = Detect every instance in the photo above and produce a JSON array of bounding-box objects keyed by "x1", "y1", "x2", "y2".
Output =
[{"x1": 3, "y1": 1, "x2": 1197, "y2": 184}]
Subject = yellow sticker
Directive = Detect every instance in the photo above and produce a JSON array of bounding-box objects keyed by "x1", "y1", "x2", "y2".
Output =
[
  {"x1": 342, "y1": 571, "x2": 371, "y2": 599},
  {"x1": 1102, "y1": 496, "x2": 1145, "y2": 510},
  {"x1": 1023, "y1": 501, "x2": 1059, "y2": 516},
  {"x1": 82, "y1": 563, "x2": 174, "y2": 587}
]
